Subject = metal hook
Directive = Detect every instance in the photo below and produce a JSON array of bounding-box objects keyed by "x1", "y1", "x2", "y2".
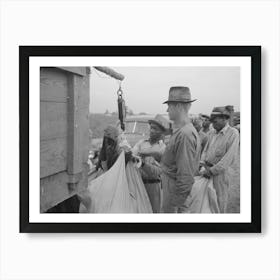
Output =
[{"x1": 117, "y1": 84, "x2": 123, "y2": 97}]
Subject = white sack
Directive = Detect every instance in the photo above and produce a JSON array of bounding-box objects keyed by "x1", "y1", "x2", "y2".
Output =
[
  {"x1": 185, "y1": 176, "x2": 220, "y2": 213},
  {"x1": 79, "y1": 152, "x2": 152, "y2": 213}
]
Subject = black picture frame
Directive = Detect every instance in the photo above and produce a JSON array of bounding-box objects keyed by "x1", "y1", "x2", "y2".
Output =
[{"x1": 20, "y1": 46, "x2": 261, "y2": 233}]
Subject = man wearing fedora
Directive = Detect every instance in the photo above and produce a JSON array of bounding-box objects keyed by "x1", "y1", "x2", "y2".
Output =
[
  {"x1": 132, "y1": 115, "x2": 169, "y2": 213},
  {"x1": 200, "y1": 106, "x2": 240, "y2": 213},
  {"x1": 159, "y1": 86, "x2": 201, "y2": 213}
]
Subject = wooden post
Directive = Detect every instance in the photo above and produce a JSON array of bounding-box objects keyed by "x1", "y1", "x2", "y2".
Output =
[
  {"x1": 67, "y1": 74, "x2": 83, "y2": 190},
  {"x1": 94, "y1": 67, "x2": 125, "y2": 81}
]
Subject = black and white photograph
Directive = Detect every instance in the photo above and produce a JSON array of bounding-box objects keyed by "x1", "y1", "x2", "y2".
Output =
[
  {"x1": 41, "y1": 66, "x2": 240, "y2": 215},
  {"x1": 20, "y1": 46, "x2": 260, "y2": 232}
]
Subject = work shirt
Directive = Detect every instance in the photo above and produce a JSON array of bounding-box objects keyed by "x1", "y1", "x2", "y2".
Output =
[
  {"x1": 161, "y1": 122, "x2": 201, "y2": 197},
  {"x1": 132, "y1": 139, "x2": 166, "y2": 180},
  {"x1": 201, "y1": 123, "x2": 239, "y2": 175}
]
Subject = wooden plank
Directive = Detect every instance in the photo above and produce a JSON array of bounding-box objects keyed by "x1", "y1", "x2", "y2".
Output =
[
  {"x1": 67, "y1": 74, "x2": 89, "y2": 175},
  {"x1": 40, "y1": 67, "x2": 68, "y2": 103},
  {"x1": 40, "y1": 164, "x2": 88, "y2": 212},
  {"x1": 76, "y1": 74, "x2": 90, "y2": 162},
  {"x1": 79, "y1": 74, "x2": 90, "y2": 108},
  {"x1": 57, "y1": 67, "x2": 90, "y2": 77},
  {"x1": 80, "y1": 108, "x2": 90, "y2": 163},
  {"x1": 67, "y1": 74, "x2": 82, "y2": 174},
  {"x1": 40, "y1": 102, "x2": 67, "y2": 140},
  {"x1": 40, "y1": 137, "x2": 67, "y2": 178},
  {"x1": 40, "y1": 171, "x2": 68, "y2": 212}
]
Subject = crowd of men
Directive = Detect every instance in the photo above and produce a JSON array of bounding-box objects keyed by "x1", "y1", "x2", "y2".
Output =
[{"x1": 97, "y1": 86, "x2": 240, "y2": 214}]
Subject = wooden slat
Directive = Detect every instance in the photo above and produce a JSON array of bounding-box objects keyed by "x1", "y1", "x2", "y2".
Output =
[
  {"x1": 40, "y1": 137, "x2": 67, "y2": 178},
  {"x1": 80, "y1": 75, "x2": 90, "y2": 162},
  {"x1": 40, "y1": 102, "x2": 67, "y2": 140},
  {"x1": 67, "y1": 74, "x2": 89, "y2": 175},
  {"x1": 40, "y1": 165, "x2": 88, "y2": 212},
  {"x1": 77, "y1": 74, "x2": 90, "y2": 162},
  {"x1": 80, "y1": 108, "x2": 90, "y2": 162},
  {"x1": 40, "y1": 67, "x2": 68, "y2": 102},
  {"x1": 67, "y1": 74, "x2": 80, "y2": 175},
  {"x1": 79, "y1": 74, "x2": 90, "y2": 108},
  {"x1": 40, "y1": 171, "x2": 68, "y2": 212},
  {"x1": 58, "y1": 67, "x2": 89, "y2": 77}
]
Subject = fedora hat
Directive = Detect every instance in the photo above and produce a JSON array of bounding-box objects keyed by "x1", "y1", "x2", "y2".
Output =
[
  {"x1": 148, "y1": 114, "x2": 171, "y2": 133},
  {"x1": 163, "y1": 86, "x2": 197, "y2": 104},
  {"x1": 210, "y1": 106, "x2": 231, "y2": 120}
]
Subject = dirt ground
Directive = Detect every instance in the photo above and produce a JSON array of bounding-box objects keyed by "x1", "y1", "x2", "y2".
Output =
[{"x1": 227, "y1": 151, "x2": 240, "y2": 213}]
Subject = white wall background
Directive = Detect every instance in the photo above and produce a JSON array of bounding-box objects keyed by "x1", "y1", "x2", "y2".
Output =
[{"x1": 0, "y1": 0, "x2": 279, "y2": 280}]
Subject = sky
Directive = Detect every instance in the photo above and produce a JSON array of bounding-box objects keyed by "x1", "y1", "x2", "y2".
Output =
[{"x1": 90, "y1": 66, "x2": 240, "y2": 116}]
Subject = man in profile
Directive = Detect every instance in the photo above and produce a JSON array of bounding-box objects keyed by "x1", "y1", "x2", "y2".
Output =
[
  {"x1": 159, "y1": 86, "x2": 201, "y2": 213},
  {"x1": 200, "y1": 106, "x2": 240, "y2": 213}
]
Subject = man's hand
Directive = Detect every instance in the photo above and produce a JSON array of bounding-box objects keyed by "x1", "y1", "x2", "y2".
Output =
[
  {"x1": 124, "y1": 151, "x2": 133, "y2": 164},
  {"x1": 199, "y1": 165, "x2": 212, "y2": 179},
  {"x1": 139, "y1": 151, "x2": 162, "y2": 162}
]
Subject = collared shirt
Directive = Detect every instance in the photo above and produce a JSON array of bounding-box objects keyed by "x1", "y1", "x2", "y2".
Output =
[
  {"x1": 161, "y1": 122, "x2": 201, "y2": 196},
  {"x1": 132, "y1": 139, "x2": 166, "y2": 180},
  {"x1": 201, "y1": 123, "x2": 239, "y2": 175}
]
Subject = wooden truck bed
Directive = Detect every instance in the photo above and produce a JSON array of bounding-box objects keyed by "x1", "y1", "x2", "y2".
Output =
[{"x1": 40, "y1": 67, "x2": 90, "y2": 212}]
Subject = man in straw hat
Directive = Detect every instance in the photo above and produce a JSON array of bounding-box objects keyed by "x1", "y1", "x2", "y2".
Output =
[
  {"x1": 158, "y1": 86, "x2": 201, "y2": 213},
  {"x1": 200, "y1": 106, "x2": 239, "y2": 213},
  {"x1": 132, "y1": 114, "x2": 170, "y2": 213}
]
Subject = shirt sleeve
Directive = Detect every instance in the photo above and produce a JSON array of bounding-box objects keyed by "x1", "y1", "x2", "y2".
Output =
[
  {"x1": 174, "y1": 132, "x2": 198, "y2": 197},
  {"x1": 210, "y1": 130, "x2": 239, "y2": 175},
  {"x1": 141, "y1": 161, "x2": 163, "y2": 177},
  {"x1": 140, "y1": 142, "x2": 166, "y2": 177}
]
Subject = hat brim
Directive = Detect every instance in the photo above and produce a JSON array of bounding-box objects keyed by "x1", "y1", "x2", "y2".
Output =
[
  {"x1": 210, "y1": 114, "x2": 230, "y2": 121},
  {"x1": 201, "y1": 114, "x2": 210, "y2": 119},
  {"x1": 148, "y1": 119, "x2": 166, "y2": 132},
  {"x1": 163, "y1": 99, "x2": 197, "y2": 104}
]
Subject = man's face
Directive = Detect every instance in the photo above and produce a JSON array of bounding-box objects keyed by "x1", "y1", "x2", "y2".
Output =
[
  {"x1": 150, "y1": 123, "x2": 164, "y2": 141},
  {"x1": 211, "y1": 116, "x2": 227, "y2": 131},
  {"x1": 202, "y1": 119, "x2": 210, "y2": 130},
  {"x1": 166, "y1": 103, "x2": 178, "y2": 121},
  {"x1": 193, "y1": 119, "x2": 202, "y2": 132}
]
